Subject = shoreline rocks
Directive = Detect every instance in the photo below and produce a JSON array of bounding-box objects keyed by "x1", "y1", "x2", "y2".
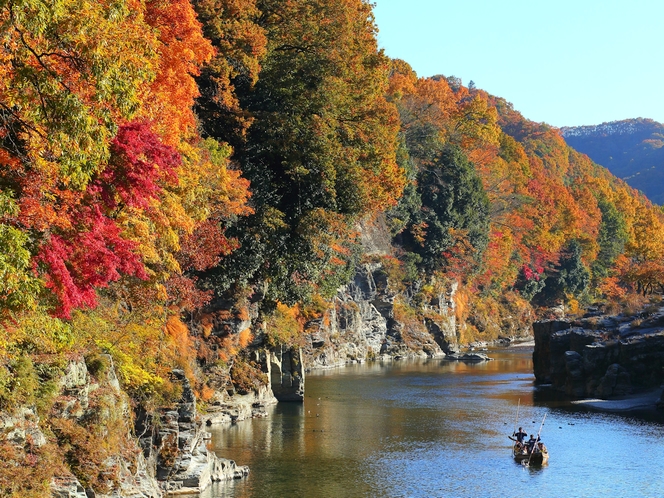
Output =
[
  {"x1": 533, "y1": 308, "x2": 664, "y2": 406},
  {"x1": 270, "y1": 346, "x2": 305, "y2": 401},
  {"x1": 139, "y1": 370, "x2": 249, "y2": 497},
  {"x1": 201, "y1": 384, "x2": 277, "y2": 426},
  {"x1": 37, "y1": 360, "x2": 253, "y2": 498},
  {"x1": 303, "y1": 262, "x2": 530, "y2": 371}
]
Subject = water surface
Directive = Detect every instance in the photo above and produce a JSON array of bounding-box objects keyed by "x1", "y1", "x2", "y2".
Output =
[{"x1": 204, "y1": 348, "x2": 664, "y2": 497}]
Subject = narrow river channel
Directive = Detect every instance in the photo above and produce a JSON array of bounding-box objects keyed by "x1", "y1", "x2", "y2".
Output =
[{"x1": 203, "y1": 347, "x2": 664, "y2": 497}]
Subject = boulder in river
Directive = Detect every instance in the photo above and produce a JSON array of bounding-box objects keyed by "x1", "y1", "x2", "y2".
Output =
[{"x1": 445, "y1": 352, "x2": 492, "y2": 362}]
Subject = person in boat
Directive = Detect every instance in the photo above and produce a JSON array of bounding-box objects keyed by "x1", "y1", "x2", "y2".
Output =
[
  {"x1": 511, "y1": 427, "x2": 528, "y2": 449},
  {"x1": 526, "y1": 434, "x2": 541, "y2": 453}
]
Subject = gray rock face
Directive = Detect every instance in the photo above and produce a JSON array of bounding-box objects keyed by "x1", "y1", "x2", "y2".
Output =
[
  {"x1": 50, "y1": 476, "x2": 88, "y2": 498},
  {"x1": 270, "y1": 347, "x2": 305, "y2": 401},
  {"x1": 201, "y1": 383, "x2": 277, "y2": 426},
  {"x1": 56, "y1": 358, "x2": 91, "y2": 419},
  {"x1": 596, "y1": 364, "x2": 632, "y2": 398},
  {"x1": 0, "y1": 356, "x2": 162, "y2": 498},
  {"x1": 445, "y1": 352, "x2": 492, "y2": 362},
  {"x1": 305, "y1": 263, "x2": 449, "y2": 369},
  {"x1": 43, "y1": 357, "x2": 249, "y2": 498},
  {"x1": 0, "y1": 405, "x2": 47, "y2": 449},
  {"x1": 564, "y1": 350, "x2": 585, "y2": 397},
  {"x1": 425, "y1": 317, "x2": 457, "y2": 355},
  {"x1": 533, "y1": 314, "x2": 664, "y2": 401},
  {"x1": 57, "y1": 357, "x2": 162, "y2": 498},
  {"x1": 532, "y1": 320, "x2": 572, "y2": 383}
]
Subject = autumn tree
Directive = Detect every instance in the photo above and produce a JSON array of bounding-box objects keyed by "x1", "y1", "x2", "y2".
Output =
[
  {"x1": 193, "y1": 0, "x2": 267, "y2": 141},
  {"x1": 0, "y1": 0, "x2": 255, "y2": 324},
  {"x1": 0, "y1": 0, "x2": 161, "y2": 318},
  {"x1": 0, "y1": 0, "x2": 158, "y2": 185}
]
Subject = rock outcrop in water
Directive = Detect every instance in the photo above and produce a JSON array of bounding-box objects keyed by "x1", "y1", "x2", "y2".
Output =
[
  {"x1": 198, "y1": 346, "x2": 305, "y2": 426},
  {"x1": 270, "y1": 346, "x2": 305, "y2": 401},
  {"x1": 533, "y1": 307, "x2": 664, "y2": 403}
]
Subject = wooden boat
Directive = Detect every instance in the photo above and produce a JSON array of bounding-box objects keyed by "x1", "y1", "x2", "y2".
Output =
[
  {"x1": 509, "y1": 403, "x2": 549, "y2": 465},
  {"x1": 513, "y1": 442, "x2": 549, "y2": 465}
]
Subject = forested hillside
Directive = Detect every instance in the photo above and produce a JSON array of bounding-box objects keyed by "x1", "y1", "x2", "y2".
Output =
[
  {"x1": 563, "y1": 119, "x2": 664, "y2": 204},
  {"x1": 2, "y1": 0, "x2": 664, "y2": 495}
]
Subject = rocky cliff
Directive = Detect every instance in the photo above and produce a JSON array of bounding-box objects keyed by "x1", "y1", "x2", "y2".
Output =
[
  {"x1": 1, "y1": 355, "x2": 163, "y2": 498},
  {"x1": 300, "y1": 256, "x2": 536, "y2": 370},
  {"x1": 44, "y1": 345, "x2": 308, "y2": 497},
  {"x1": 199, "y1": 347, "x2": 303, "y2": 427},
  {"x1": 0, "y1": 355, "x2": 262, "y2": 497},
  {"x1": 139, "y1": 370, "x2": 249, "y2": 496},
  {"x1": 303, "y1": 262, "x2": 451, "y2": 369},
  {"x1": 533, "y1": 307, "x2": 664, "y2": 402}
]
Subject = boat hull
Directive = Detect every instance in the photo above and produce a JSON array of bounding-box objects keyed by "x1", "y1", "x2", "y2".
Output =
[{"x1": 513, "y1": 444, "x2": 549, "y2": 465}]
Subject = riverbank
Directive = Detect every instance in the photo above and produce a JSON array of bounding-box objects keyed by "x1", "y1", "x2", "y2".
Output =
[{"x1": 571, "y1": 387, "x2": 662, "y2": 412}]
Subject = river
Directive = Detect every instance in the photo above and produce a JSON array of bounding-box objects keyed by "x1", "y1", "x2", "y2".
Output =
[{"x1": 203, "y1": 347, "x2": 664, "y2": 497}]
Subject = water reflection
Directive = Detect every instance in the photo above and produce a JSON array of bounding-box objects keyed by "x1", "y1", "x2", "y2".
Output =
[{"x1": 205, "y1": 349, "x2": 664, "y2": 498}]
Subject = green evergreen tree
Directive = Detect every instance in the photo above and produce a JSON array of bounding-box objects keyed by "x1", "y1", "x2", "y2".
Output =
[
  {"x1": 196, "y1": 0, "x2": 403, "y2": 306},
  {"x1": 591, "y1": 199, "x2": 629, "y2": 281},
  {"x1": 401, "y1": 144, "x2": 489, "y2": 273},
  {"x1": 538, "y1": 240, "x2": 590, "y2": 303}
]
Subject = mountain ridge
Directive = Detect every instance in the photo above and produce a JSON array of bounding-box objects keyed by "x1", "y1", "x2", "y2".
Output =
[{"x1": 562, "y1": 118, "x2": 664, "y2": 204}]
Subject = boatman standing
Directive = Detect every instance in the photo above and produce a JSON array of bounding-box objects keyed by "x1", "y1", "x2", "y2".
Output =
[{"x1": 513, "y1": 427, "x2": 527, "y2": 448}]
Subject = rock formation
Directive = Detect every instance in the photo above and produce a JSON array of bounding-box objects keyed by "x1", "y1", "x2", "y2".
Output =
[
  {"x1": 3, "y1": 355, "x2": 163, "y2": 498},
  {"x1": 0, "y1": 355, "x2": 253, "y2": 498},
  {"x1": 137, "y1": 369, "x2": 249, "y2": 496},
  {"x1": 304, "y1": 263, "x2": 450, "y2": 369},
  {"x1": 269, "y1": 346, "x2": 305, "y2": 401},
  {"x1": 533, "y1": 307, "x2": 664, "y2": 402}
]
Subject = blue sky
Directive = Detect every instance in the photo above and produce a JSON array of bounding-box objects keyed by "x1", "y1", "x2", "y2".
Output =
[{"x1": 372, "y1": 0, "x2": 663, "y2": 127}]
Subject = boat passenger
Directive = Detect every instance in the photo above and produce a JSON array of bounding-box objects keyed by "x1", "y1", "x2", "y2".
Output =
[{"x1": 526, "y1": 434, "x2": 539, "y2": 453}]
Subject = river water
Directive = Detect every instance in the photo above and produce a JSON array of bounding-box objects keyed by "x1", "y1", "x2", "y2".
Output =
[{"x1": 203, "y1": 347, "x2": 664, "y2": 497}]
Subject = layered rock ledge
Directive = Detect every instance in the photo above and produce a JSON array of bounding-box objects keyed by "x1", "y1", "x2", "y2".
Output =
[{"x1": 532, "y1": 308, "x2": 664, "y2": 408}]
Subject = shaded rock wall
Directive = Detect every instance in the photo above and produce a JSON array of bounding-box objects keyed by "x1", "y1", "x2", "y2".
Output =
[
  {"x1": 201, "y1": 382, "x2": 277, "y2": 426},
  {"x1": 200, "y1": 348, "x2": 278, "y2": 425},
  {"x1": 533, "y1": 316, "x2": 664, "y2": 399},
  {"x1": 269, "y1": 346, "x2": 305, "y2": 401}
]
